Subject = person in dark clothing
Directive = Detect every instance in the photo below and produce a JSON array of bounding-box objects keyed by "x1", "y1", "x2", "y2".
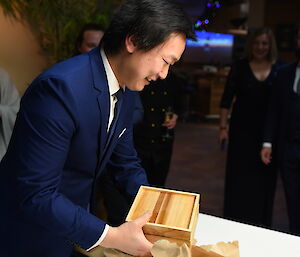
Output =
[
  {"x1": 74, "y1": 23, "x2": 105, "y2": 55},
  {"x1": 0, "y1": 1, "x2": 194, "y2": 256},
  {"x1": 261, "y1": 24, "x2": 300, "y2": 236},
  {"x1": 219, "y1": 27, "x2": 283, "y2": 227},
  {"x1": 134, "y1": 71, "x2": 182, "y2": 187}
]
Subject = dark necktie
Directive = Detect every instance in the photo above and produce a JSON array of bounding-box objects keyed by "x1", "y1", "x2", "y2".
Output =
[{"x1": 106, "y1": 89, "x2": 124, "y2": 145}]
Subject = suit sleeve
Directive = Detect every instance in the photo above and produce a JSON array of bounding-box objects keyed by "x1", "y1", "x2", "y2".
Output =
[
  {"x1": 8, "y1": 77, "x2": 105, "y2": 249},
  {"x1": 263, "y1": 70, "x2": 283, "y2": 143},
  {"x1": 220, "y1": 61, "x2": 239, "y2": 109}
]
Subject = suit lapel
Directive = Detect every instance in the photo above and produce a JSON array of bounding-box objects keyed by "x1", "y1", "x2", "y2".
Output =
[
  {"x1": 111, "y1": 89, "x2": 128, "y2": 142},
  {"x1": 286, "y1": 62, "x2": 298, "y2": 95},
  {"x1": 281, "y1": 63, "x2": 298, "y2": 126},
  {"x1": 97, "y1": 93, "x2": 128, "y2": 181},
  {"x1": 102, "y1": 89, "x2": 127, "y2": 159},
  {"x1": 89, "y1": 47, "x2": 110, "y2": 155},
  {"x1": 88, "y1": 47, "x2": 128, "y2": 177}
]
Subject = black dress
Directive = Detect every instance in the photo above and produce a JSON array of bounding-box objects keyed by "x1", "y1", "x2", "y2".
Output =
[{"x1": 220, "y1": 59, "x2": 281, "y2": 227}]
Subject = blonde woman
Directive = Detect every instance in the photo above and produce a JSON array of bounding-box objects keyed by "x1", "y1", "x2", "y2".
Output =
[{"x1": 219, "y1": 27, "x2": 283, "y2": 227}]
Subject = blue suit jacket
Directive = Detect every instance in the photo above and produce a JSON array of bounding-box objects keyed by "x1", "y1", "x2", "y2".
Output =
[
  {"x1": 263, "y1": 62, "x2": 298, "y2": 163},
  {"x1": 0, "y1": 47, "x2": 147, "y2": 257}
]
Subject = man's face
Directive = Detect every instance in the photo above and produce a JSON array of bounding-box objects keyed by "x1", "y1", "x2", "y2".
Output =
[
  {"x1": 120, "y1": 33, "x2": 186, "y2": 91},
  {"x1": 78, "y1": 30, "x2": 104, "y2": 53}
]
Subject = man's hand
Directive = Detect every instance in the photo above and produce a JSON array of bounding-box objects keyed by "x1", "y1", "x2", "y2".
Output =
[
  {"x1": 261, "y1": 147, "x2": 272, "y2": 165},
  {"x1": 100, "y1": 211, "x2": 153, "y2": 256}
]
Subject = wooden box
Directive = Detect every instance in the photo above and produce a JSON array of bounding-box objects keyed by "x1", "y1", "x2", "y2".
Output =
[{"x1": 126, "y1": 186, "x2": 200, "y2": 247}]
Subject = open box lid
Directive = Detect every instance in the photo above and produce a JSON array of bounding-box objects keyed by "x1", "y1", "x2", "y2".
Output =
[{"x1": 126, "y1": 186, "x2": 200, "y2": 242}]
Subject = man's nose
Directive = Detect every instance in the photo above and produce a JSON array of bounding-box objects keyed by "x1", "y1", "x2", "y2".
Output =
[{"x1": 158, "y1": 65, "x2": 169, "y2": 80}]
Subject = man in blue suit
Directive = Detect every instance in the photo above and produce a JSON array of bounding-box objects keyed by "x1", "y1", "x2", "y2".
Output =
[
  {"x1": 0, "y1": 1, "x2": 195, "y2": 256},
  {"x1": 261, "y1": 24, "x2": 300, "y2": 236}
]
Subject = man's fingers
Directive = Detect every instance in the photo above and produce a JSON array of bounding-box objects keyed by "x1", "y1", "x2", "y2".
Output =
[{"x1": 134, "y1": 211, "x2": 152, "y2": 227}]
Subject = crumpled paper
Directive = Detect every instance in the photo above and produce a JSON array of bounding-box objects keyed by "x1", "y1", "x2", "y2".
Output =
[
  {"x1": 151, "y1": 240, "x2": 191, "y2": 257},
  {"x1": 99, "y1": 240, "x2": 190, "y2": 257},
  {"x1": 80, "y1": 239, "x2": 239, "y2": 257},
  {"x1": 193, "y1": 241, "x2": 240, "y2": 257},
  {"x1": 83, "y1": 239, "x2": 191, "y2": 257}
]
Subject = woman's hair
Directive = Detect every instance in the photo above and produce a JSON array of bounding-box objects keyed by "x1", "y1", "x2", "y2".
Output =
[{"x1": 244, "y1": 27, "x2": 278, "y2": 62}]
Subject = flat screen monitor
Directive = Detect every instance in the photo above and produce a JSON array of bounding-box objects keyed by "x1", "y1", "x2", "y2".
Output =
[{"x1": 182, "y1": 31, "x2": 234, "y2": 65}]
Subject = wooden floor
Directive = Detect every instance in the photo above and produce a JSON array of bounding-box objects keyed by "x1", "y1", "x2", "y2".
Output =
[{"x1": 165, "y1": 121, "x2": 290, "y2": 233}]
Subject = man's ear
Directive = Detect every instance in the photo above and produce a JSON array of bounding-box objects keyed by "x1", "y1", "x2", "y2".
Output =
[{"x1": 125, "y1": 35, "x2": 137, "y2": 53}]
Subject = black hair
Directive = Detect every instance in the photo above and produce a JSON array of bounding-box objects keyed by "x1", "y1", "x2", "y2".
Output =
[
  {"x1": 74, "y1": 23, "x2": 105, "y2": 56},
  {"x1": 101, "y1": 0, "x2": 195, "y2": 56}
]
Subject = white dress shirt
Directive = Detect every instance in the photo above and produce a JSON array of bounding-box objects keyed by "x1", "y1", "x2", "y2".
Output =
[{"x1": 101, "y1": 48, "x2": 123, "y2": 132}]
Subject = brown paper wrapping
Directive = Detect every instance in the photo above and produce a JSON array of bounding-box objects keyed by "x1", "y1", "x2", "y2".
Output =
[
  {"x1": 80, "y1": 239, "x2": 239, "y2": 257},
  {"x1": 192, "y1": 241, "x2": 240, "y2": 257},
  {"x1": 150, "y1": 240, "x2": 191, "y2": 257}
]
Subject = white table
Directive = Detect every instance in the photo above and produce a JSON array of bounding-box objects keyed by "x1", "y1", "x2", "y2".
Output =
[{"x1": 195, "y1": 213, "x2": 300, "y2": 257}]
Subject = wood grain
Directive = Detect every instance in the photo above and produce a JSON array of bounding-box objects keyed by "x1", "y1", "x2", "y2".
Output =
[
  {"x1": 126, "y1": 187, "x2": 160, "y2": 221},
  {"x1": 149, "y1": 192, "x2": 166, "y2": 223},
  {"x1": 126, "y1": 186, "x2": 200, "y2": 243},
  {"x1": 156, "y1": 193, "x2": 195, "y2": 229}
]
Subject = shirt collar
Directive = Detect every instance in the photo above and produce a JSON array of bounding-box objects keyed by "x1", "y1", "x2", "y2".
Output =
[{"x1": 100, "y1": 47, "x2": 122, "y2": 96}]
